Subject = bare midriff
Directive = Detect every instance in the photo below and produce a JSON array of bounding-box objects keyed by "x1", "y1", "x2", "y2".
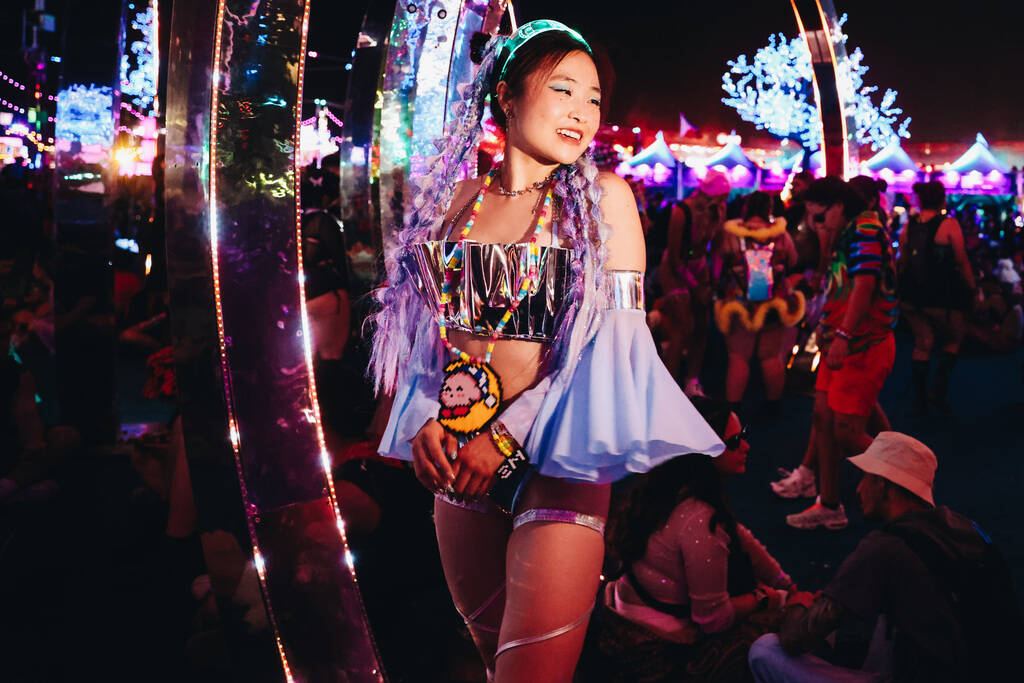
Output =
[
  {"x1": 440, "y1": 176, "x2": 562, "y2": 402},
  {"x1": 446, "y1": 330, "x2": 548, "y2": 402}
]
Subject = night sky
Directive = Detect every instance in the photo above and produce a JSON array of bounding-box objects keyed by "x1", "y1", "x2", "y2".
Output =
[
  {"x1": 307, "y1": 0, "x2": 1024, "y2": 146},
  {"x1": 3, "y1": 1, "x2": 1023, "y2": 146}
]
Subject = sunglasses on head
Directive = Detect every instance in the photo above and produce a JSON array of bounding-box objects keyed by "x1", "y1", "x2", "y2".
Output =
[{"x1": 723, "y1": 425, "x2": 749, "y2": 450}]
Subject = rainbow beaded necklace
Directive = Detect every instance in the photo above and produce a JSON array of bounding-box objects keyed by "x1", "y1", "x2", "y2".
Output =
[{"x1": 434, "y1": 166, "x2": 554, "y2": 437}]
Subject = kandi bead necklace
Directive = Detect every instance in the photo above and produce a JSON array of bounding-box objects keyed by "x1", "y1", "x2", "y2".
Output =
[{"x1": 434, "y1": 165, "x2": 554, "y2": 437}]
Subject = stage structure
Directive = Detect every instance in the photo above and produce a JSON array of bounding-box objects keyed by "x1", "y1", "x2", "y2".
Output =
[
  {"x1": 163, "y1": 1, "x2": 849, "y2": 680},
  {"x1": 790, "y1": 0, "x2": 857, "y2": 178}
]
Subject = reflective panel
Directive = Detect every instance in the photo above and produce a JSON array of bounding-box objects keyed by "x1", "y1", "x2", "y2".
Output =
[
  {"x1": 373, "y1": 0, "x2": 489, "y2": 257},
  {"x1": 165, "y1": 0, "x2": 282, "y2": 679},
  {"x1": 337, "y1": 0, "x2": 394, "y2": 260},
  {"x1": 167, "y1": 0, "x2": 383, "y2": 679}
]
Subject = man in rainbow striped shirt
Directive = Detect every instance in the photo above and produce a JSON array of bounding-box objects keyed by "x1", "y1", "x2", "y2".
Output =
[{"x1": 785, "y1": 177, "x2": 898, "y2": 531}]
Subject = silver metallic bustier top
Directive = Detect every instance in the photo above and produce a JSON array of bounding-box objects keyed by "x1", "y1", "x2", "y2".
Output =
[{"x1": 403, "y1": 240, "x2": 644, "y2": 342}]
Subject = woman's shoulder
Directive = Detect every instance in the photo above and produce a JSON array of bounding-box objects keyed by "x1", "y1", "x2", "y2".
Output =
[
  {"x1": 671, "y1": 497, "x2": 716, "y2": 527},
  {"x1": 936, "y1": 215, "x2": 963, "y2": 237},
  {"x1": 597, "y1": 170, "x2": 633, "y2": 198},
  {"x1": 596, "y1": 171, "x2": 645, "y2": 270},
  {"x1": 452, "y1": 175, "x2": 487, "y2": 203},
  {"x1": 442, "y1": 176, "x2": 488, "y2": 225}
]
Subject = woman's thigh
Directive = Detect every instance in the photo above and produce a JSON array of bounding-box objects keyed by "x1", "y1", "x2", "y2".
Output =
[
  {"x1": 923, "y1": 307, "x2": 966, "y2": 345},
  {"x1": 900, "y1": 304, "x2": 935, "y2": 348},
  {"x1": 434, "y1": 497, "x2": 511, "y2": 657},
  {"x1": 496, "y1": 476, "x2": 611, "y2": 681},
  {"x1": 725, "y1": 323, "x2": 757, "y2": 359},
  {"x1": 756, "y1": 323, "x2": 787, "y2": 361}
]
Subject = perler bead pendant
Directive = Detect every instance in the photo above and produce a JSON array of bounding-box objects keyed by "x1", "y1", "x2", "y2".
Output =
[{"x1": 437, "y1": 360, "x2": 502, "y2": 437}]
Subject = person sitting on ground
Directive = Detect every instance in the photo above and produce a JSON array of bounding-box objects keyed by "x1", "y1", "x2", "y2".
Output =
[
  {"x1": 964, "y1": 266, "x2": 1023, "y2": 354},
  {"x1": 594, "y1": 397, "x2": 812, "y2": 683},
  {"x1": 1, "y1": 309, "x2": 80, "y2": 503},
  {"x1": 749, "y1": 432, "x2": 1024, "y2": 683}
]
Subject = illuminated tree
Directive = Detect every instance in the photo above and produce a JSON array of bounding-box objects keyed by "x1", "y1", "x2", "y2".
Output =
[
  {"x1": 721, "y1": 14, "x2": 911, "y2": 153},
  {"x1": 120, "y1": 1, "x2": 158, "y2": 113}
]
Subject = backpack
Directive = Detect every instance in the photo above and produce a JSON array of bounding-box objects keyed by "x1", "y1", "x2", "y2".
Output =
[
  {"x1": 884, "y1": 517, "x2": 1024, "y2": 680},
  {"x1": 739, "y1": 236, "x2": 775, "y2": 302}
]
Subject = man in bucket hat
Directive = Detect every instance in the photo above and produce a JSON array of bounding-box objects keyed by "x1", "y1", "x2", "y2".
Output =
[{"x1": 749, "y1": 432, "x2": 1022, "y2": 682}]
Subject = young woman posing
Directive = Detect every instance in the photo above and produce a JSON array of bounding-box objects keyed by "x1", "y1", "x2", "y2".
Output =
[{"x1": 371, "y1": 21, "x2": 722, "y2": 683}]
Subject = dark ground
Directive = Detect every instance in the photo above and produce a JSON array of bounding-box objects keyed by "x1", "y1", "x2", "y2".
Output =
[{"x1": 0, "y1": 327, "x2": 1021, "y2": 682}]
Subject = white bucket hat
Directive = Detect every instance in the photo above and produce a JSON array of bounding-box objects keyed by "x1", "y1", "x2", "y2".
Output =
[{"x1": 849, "y1": 431, "x2": 937, "y2": 506}]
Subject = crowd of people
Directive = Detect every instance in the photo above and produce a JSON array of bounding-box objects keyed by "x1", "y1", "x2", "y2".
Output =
[
  {"x1": 2, "y1": 19, "x2": 1024, "y2": 683},
  {"x1": 594, "y1": 168, "x2": 1024, "y2": 681}
]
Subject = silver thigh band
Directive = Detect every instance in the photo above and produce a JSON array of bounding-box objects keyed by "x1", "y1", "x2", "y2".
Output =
[
  {"x1": 456, "y1": 582, "x2": 506, "y2": 634},
  {"x1": 512, "y1": 508, "x2": 606, "y2": 536},
  {"x1": 434, "y1": 491, "x2": 493, "y2": 514},
  {"x1": 494, "y1": 602, "x2": 596, "y2": 659}
]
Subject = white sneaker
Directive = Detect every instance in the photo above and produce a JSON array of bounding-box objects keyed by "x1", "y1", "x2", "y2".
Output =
[
  {"x1": 770, "y1": 466, "x2": 818, "y2": 499},
  {"x1": 786, "y1": 496, "x2": 848, "y2": 530},
  {"x1": 684, "y1": 379, "x2": 706, "y2": 398}
]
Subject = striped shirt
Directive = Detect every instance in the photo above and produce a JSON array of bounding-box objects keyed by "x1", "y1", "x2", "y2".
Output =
[{"x1": 820, "y1": 211, "x2": 898, "y2": 354}]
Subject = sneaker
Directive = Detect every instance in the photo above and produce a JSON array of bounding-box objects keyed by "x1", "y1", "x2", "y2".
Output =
[
  {"x1": 770, "y1": 466, "x2": 818, "y2": 499},
  {"x1": 786, "y1": 496, "x2": 848, "y2": 530},
  {"x1": 684, "y1": 379, "x2": 706, "y2": 398}
]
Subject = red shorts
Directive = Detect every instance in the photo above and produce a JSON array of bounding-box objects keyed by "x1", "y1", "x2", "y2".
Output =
[{"x1": 815, "y1": 333, "x2": 895, "y2": 417}]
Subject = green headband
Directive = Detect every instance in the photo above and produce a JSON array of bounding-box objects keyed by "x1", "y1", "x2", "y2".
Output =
[{"x1": 497, "y1": 19, "x2": 592, "y2": 84}]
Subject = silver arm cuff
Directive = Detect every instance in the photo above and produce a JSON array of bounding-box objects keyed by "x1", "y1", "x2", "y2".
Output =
[{"x1": 605, "y1": 270, "x2": 644, "y2": 310}]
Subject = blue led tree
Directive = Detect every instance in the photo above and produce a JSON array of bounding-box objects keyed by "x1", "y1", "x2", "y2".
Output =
[
  {"x1": 120, "y1": 1, "x2": 158, "y2": 114},
  {"x1": 722, "y1": 15, "x2": 910, "y2": 155}
]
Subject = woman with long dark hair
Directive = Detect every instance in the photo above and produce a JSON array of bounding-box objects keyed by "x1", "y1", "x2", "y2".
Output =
[
  {"x1": 370, "y1": 21, "x2": 721, "y2": 682},
  {"x1": 596, "y1": 398, "x2": 809, "y2": 682}
]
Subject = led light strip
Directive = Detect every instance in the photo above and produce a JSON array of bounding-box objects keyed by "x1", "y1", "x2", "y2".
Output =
[
  {"x1": 0, "y1": 69, "x2": 28, "y2": 91},
  {"x1": 152, "y1": 0, "x2": 161, "y2": 116},
  {"x1": 0, "y1": 69, "x2": 56, "y2": 102},
  {"x1": 322, "y1": 106, "x2": 343, "y2": 129},
  {"x1": 121, "y1": 101, "x2": 147, "y2": 120},
  {"x1": 0, "y1": 98, "x2": 26, "y2": 115},
  {"x1": 208, "y1": 1, "x2": 294, "y2": 680},
  {"x1": 292, "y1": 0, "x2": 363, "y2": 583}
]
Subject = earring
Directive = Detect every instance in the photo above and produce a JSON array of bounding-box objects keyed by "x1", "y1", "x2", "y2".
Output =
[{"x1": 505, "y1": 109, "x2": 514, "y2": 120}]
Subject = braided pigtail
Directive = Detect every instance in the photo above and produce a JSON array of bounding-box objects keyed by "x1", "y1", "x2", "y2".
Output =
[
  {"x1": 548, "y1": 150, "x2": 609, "y2": 373},
  {"x1": 368, "y1": 34, "x2": 506, "y2": 395}
]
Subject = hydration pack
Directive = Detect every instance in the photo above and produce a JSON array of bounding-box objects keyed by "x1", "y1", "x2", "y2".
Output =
[{"x1": 740, "y1": 237, "x2": 775, "y2": 302}]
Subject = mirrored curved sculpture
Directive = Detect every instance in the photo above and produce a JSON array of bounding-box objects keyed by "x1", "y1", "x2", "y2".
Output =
[
  {"x1": 790, "y1": 0, "x2": 858, "y2": 177},
  {"x1": 166, "y1": 0, "x2": 384, "y2": 679},
  {"x1": 372, "y1": 0, "x2": 498, "y2": 257}
]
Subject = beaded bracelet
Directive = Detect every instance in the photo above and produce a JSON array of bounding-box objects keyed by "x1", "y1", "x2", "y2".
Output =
[
  {"x1": 489, "y1": 420, "x2": 520, "y2": 460},
  {"x1": 488, "y1": 421, "x2": 530, "y2": 514}
]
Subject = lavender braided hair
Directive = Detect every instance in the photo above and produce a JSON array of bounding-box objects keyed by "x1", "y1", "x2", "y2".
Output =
[{"x1": 369, "y1": 35, "x2": 609, "y2": 395}]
